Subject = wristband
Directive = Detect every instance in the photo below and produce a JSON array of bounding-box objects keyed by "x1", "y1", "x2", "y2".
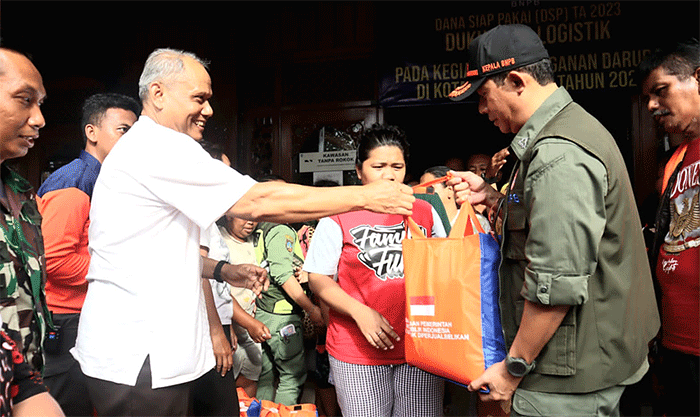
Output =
[
  {"x1": 481, "y1": 172, "x2": 499, "y2": 184},
  {"x1": 213, "y1": 260, "x2": 227, "y2": 283}
]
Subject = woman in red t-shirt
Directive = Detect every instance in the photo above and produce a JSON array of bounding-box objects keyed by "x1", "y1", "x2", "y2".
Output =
[{"x1": 304, "y1": 124, "x2": 445, "y2": 417}]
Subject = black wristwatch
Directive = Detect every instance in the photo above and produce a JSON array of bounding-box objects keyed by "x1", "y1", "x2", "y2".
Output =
[{"x1": 505, "y1": 355, "x2": 536, "y2": 377}]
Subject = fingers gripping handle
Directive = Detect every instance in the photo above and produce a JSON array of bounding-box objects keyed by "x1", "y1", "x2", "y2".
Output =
[{"x1": 407, "y1": 172, "x2": 485, "y2": 238}]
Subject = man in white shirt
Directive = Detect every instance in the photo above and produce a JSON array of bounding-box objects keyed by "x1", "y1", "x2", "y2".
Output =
[{"x1": 71, "y1": 48, "x2": 416, "y2": 416}]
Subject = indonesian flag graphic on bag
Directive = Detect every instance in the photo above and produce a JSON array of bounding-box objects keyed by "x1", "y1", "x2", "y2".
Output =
[{"x1": 409, "y1": 295, "x2": 435, "y2": 317}]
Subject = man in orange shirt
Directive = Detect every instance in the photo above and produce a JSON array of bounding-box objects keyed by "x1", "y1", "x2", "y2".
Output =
[{"x1": 37, "y1": 93, "x2": 139, "y2": 416}]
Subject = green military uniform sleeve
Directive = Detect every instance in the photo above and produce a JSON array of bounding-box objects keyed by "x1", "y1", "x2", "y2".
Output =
[
  {"x1": 265, "y1": 224, "x2": 305, "y2": 287},
  {"x1": 520, "y1": 138, "x2": 607, "y2": 306}
]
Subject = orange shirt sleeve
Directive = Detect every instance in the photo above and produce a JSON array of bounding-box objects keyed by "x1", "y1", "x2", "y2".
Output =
[{"x1": 37, "y1": 188, "x2": 91, "y2": 296}]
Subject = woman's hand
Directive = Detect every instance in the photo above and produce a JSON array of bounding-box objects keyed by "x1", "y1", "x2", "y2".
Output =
[{"x1": 351, "y1": 304, "x2": 400, "y2": 350}]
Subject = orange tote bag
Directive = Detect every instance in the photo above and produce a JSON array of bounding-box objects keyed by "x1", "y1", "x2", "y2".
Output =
[
  {"x1": 238, "y1": 387, "x2": 317, "y2": 417},
  {"x1": 402, "y1": 201, "x2": 506, "y2": 387}
]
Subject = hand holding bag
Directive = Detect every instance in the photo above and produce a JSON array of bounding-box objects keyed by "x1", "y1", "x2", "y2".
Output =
[{"x1": 402, "y1": 198, "x2": 506, "y2": 387}]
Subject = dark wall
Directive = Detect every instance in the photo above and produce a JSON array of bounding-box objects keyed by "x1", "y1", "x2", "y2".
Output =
[
  {"x1": 0, "y1": 1, "x2": 244, "y2": 185},
  {"x1": 1, "y1": 1, "x2": 698, "y2": 191}
]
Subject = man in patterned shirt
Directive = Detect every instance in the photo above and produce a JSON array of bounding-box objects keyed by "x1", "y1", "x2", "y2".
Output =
[
  {"x1": 0, "y1": 47, "x2": 53, "y2": 374},
  {"x1": 0, "y1": 329, "x2": 63, "y2": 416}
]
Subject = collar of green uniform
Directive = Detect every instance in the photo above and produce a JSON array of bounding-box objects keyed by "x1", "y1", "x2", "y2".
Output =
[{"x1": 510, "y1": 87, "x2": 573, "y2": 160}]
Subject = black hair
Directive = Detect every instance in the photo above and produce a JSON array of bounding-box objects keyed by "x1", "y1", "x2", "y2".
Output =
[
  {"x1": 423, "y1": 165, "x2": 450, "y2": 178},
  {"x1": 257, "y1": 173, "x2": 286, "y2": 183},
  {"x1": 355, "y1": 123, "x2": 410, "y2": 168},
  {"x1": 81, "y1": 93, "x2": 140, "y2": 146},
  {"x1": 636, "y1": 38, "x2": 700, "y2": 87},
  {"x1": 313, "y1": 179, "x2": 340, "y2": 187},
  {"x1": 490, "y1": 58, "x2": 555, "y2": 87},
  {"x1": 199, "y1": 140, "x2": 224, "y2": 161}
]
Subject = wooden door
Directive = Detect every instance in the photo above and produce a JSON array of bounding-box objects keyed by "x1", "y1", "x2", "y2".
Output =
[{"x1": 279, "y1": 105, "x2": 382, "y2": 185}]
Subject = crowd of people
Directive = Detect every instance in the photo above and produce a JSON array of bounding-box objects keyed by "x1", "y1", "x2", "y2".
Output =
[{"x1": 0, "y1": 22, "x2": 696, "y2": 417}]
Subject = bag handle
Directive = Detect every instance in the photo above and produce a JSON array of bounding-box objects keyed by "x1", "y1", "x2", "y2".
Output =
[
  {"x1": 414, "y1": 172, "x2": 453, "y2": 189},
  {"x1": 405, "y1": 173, "x2": 485, "y2": 238},
  {"x1": 405, "y1": 215, "x2": 426, "y2": 239},
  {"x1": 449, "y1": 196, "x2": 485, "y2": 237}
]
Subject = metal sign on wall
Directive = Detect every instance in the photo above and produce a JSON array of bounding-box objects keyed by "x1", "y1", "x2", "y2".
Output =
[
  {"x1": 299, "y1": 150, "x2": 357, "y2": 173},
  {"x1": 378, "y1": 1, "x2": 699, "y2": 107}
]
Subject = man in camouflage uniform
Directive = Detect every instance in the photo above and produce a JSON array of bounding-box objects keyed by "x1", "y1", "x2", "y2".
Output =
[{"x1": 0, "y1": 47, "x2": 52, "y2": 373}]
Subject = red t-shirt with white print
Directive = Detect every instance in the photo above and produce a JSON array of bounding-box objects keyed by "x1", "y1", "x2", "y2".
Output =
[
  {"x1": 305, "y1": 200, "x2": 436, "y2": 366},
  {"x1": 656, "y1": 137, "x2": 700, "y2": 356}
]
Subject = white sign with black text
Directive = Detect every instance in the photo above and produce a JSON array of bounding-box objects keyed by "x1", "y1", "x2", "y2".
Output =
[{"x1": 299, "y1": 150, "x2": 356, "y2": 173}]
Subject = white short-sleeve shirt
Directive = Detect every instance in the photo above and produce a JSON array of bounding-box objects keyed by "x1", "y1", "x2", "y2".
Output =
[{"x1": 72, "y1": 116, "x2": 256, "y2": 388}]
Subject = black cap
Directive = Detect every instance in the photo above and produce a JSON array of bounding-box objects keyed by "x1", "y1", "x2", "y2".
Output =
[{"x1": 449, "y1": 24, "x2": 550, "y2": 101}]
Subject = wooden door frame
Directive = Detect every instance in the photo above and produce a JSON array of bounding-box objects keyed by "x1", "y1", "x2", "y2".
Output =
[{"x1": 277, "y1": 101, "x2": 383, "y2": 182}]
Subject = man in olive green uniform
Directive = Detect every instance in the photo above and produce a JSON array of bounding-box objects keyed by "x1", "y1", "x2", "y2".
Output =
[
  {"x1": 253, "y1": 220, "x2": 323, "y2": 405},
  {"x1": 447, "y1": 25, "x2": 660, "y2": 416}
]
